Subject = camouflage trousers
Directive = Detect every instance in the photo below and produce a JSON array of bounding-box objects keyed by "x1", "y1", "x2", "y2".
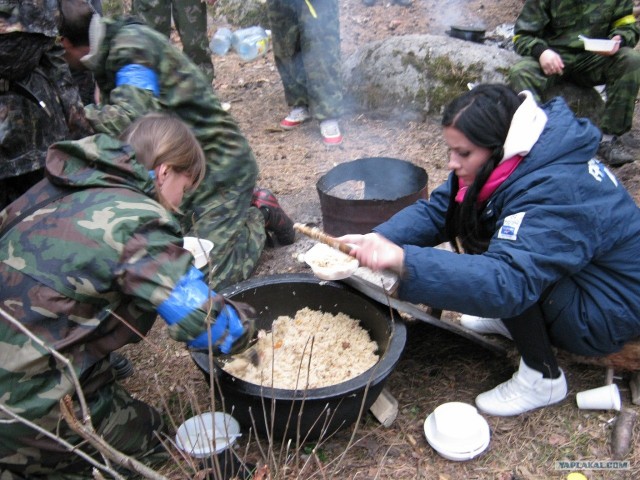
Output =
[
  {"x1": 0, "y1": 374, "x2": 167, "y2": 479},
  {"x1": 266, "y1": 0, "x2": 344, "y2": 120},
  {"x1": 508, "y1": 47, "x2": 640, "y2": 136},
  {"x1": 132, "y1": 0, "x2": 214, "y2": 82},
  {"x1": 181, "y1": 182, "x2": 267, "y2": 291}
]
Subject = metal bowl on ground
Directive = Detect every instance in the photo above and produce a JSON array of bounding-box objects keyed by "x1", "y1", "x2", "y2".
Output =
[
  {"x1": 316, "y1": 157, "x2": 428, "y2": 236},
  {"x1": 446, "y1": 25, "x2": 486, "y2": 43},
  {"x1": 190, "y1": 274, "x2": 407, "y2": 441}
]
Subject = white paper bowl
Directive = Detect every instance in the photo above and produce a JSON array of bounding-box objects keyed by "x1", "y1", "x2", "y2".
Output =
[
  {"x1": 183, "y1": 237, "x2": 214, "y2": 269},
  {"x1": 304, "y1": 243, "x2": 359, "y2": 280},
  {"x1": 579, "y1": 35, "x2": 619, "y2": 53},
  {"x1": 175, "y1": 412, "x2": 240, "y2": 458},
  {"x1": 424, "y1": 402, "x2": 490, "y2": 461}
]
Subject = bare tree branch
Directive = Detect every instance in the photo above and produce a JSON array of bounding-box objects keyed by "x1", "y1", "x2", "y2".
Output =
[
  {"x1": 0, "y1": 306, "x2": 90, "y2": 421},
  {"x1": 60, "y1": 395, "x2": 169, "y2": 480}
]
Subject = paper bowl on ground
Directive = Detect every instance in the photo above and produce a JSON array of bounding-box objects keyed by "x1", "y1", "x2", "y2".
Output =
[
  {"x1": 579, "y1": 35, "x2": 619, "y2": 53},
  {"x1": 183, "y1": 236, "x2": 214, "y2": 269},
  {"x1": 424, "y1": 402, "x2": 490, "y2": 461},
  {"x1": 175, "y1": 412, "x2": 240, "y2": 458},
  {"x1": 304, "y1": 242, "x2": 359, "y2": 280}
]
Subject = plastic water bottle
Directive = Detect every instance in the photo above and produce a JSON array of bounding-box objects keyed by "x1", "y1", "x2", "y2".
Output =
[
  {"x1": 236, "y1": 33, "x2": 270, "y2": 61},
  {"x1": 230, "y1": 26, "x2": 267, "y2": 49},
  {"x1": 210, "y1": 27, "x2": 233, "y2": 56}
]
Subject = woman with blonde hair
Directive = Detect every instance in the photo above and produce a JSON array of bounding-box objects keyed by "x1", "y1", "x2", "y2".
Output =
[{"x1": 0, "y1": 113, "x2": 254, "y2": 477}]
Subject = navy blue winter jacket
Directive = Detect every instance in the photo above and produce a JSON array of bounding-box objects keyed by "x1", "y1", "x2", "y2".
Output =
[{"x1": 375, "y1": 97, "x2": 640, "y2": 356}]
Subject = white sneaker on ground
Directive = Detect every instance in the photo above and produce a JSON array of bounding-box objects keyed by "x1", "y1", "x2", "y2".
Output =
[
  {"x1": 319, "y1": 119, "x2": 343, "y2": 145},
  {"x1": 460, "y1": 314, "x2": 513, "y2": 340},
  {"x1": 280, "y1": 106, "x2": 311, "y2": 129},
  {"x1": 475, "y1": 358, "x2": 567, "y2": 416}
]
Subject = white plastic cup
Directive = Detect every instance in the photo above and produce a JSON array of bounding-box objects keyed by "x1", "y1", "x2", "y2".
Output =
[
  {"x1": 175, "y1": 412, "x2": 241, "y2": 458},
  {"x1": 433, "y1": 402, "x2": 481, "y2": 444},
  {"x1": 183, "y1": 237, "x2": 214, "y2": 269},
  {"x1": 576, "y1": 384, "x2": 621, "y2": 411}
]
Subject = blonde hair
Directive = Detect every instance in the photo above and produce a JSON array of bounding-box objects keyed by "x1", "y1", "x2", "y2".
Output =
[{"x1": 120, "y1": 113, "x2": 206, "y2": 209}]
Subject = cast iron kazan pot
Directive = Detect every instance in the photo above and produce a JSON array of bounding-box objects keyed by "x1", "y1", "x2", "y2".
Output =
[
  {"x1": 191, "y1": 274, "x2": 407, "y2": 441},
  {"x1": 447, "y1": 25, "x2": 486, "y2": 43}
]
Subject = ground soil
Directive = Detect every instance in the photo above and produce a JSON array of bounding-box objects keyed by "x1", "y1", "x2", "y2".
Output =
[{"x1": 119, "y1": 1, "x2": 640, "y2": 478}]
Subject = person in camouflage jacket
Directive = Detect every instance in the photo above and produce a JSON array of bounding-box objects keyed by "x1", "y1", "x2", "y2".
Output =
[
  {"x1": 508, "y1": 0, "x2": 640, "y2": 166},
  {"x1": 0, "y1": 113, "x2": 253, "y2": 478},
  {"x1": 131, "y1": 0, "x2": 216, "y2": 82},
  {"x1": 57, "y1": 0, "x2": 295, "y2": 292},
  {"x1": 0, "y1": 0, "x2": 93, "y2": 211}
]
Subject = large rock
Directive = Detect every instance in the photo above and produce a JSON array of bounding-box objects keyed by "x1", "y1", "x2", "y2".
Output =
[
  {"x1": 342, "y1": 34, "x2": 604, "y2": 122},
  {"x1": 213, "y1": 0, "x2": 269, "y2": 28}
]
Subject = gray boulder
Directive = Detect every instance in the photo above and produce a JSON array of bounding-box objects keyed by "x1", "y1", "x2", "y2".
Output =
[
  {"x1": 213, "y1": 0, "x2": 269, "y2": 28},
  {"x1": 342, "y1": 34, "x2": 604, "y2": 122}
]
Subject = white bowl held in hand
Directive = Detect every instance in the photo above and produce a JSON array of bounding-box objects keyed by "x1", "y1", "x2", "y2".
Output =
[
  {"x1": 304, "y1": 243, "x2": 359, "y2": 280},
  {"x1": 579, "y1": 35, "x2": 619, "y2": 54},
  {"x1": 424, "y1": 402, "x2": 490, "y2": 461},
  {"x1": 175, "y1": 412, "x2": 241, "y2": 458},
  {"x1": 183, "y1": 236, "x2": 214, "y2": 269}
]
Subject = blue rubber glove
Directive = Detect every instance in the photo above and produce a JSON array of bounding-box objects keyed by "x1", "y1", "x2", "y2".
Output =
[
  {"x1": 157, "y1": 267, "x2": 246, "y2": 354},
  {"x1": 188, "y1": 304, "x2": 245, "y2": 354}
]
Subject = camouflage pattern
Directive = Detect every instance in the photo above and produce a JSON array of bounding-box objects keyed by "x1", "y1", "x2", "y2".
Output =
[
  {"x1": 508, "y1": 0, "x2": 640, "y2": 136},
  {"x1": 0, "y1": 133, "x2": 228, "y2": 477},
  {"x1": 132, "y1": 0, "x2": 214, "y2": 82},
  {"x1": 83, "y1": 17, "x2": 266, "y2": 290},
  {"x1": 266, "y1": 0, "x2": 344, "y2": 120},
  {"x1": 1, "y1": 0, "x2": 93, "y2": 209}
]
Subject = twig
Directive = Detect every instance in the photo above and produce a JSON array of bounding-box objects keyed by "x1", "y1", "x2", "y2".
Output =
[
  {"x1": 0, "y1": 306, "x2": 90, "y2": 422},
  {"x1": 59, "y1": 395, "x2": 169, "y2": 480},
  {"x1": 0, "y1": 404, "x2": 125, "y2": 480}
]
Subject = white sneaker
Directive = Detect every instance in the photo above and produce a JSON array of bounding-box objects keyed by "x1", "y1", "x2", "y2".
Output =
[
  {"x1": 280, "y1": 106, "x2": 311, "y2": 129},
  {"x1": 475, "y1": 358, "x2": 567, "y2": 416},
  {"x1": 460, "y1": 314, "x2": 513, "y2": 340},
  {"x1": 319, "y1": 119, "x2": 343, "y2": 145}
]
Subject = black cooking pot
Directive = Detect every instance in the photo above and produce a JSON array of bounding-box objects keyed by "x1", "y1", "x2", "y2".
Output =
[
  {"x1": 191, "y1": 274, "x2": 407, "y2": 441},
  {"x1": 447, "y1": 25, "x2": 486, "y2": 43}
]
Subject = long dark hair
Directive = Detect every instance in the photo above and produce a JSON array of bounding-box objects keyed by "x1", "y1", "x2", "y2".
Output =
[{"x1": 442, "y1": 84, "x2": 523, "y2": 254}]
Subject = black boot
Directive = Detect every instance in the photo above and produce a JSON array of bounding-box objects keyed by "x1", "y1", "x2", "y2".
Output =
[{"x1": 109, "y1": 352, "x2": 134, "y2": 380}]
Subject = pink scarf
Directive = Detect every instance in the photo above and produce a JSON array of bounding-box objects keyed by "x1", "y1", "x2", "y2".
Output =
[{"x1": 455, "y1": 155, "x2": 523, "y2": 204}]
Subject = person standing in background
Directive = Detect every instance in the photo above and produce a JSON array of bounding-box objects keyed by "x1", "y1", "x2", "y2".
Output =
[
  {"x1": 131, "y1": 0, "x2": 216, "y2": 82},
  {"x1": 266, "y1": 0, "x2": 345, "y2": 146},
  {"x1": 508, "y1": 0, "x2": 640, "y2": 167},
  {"x1": 0, "y1": 0, "x2": 92, "y2": 211},
  {"x1": 70, "y1": 0, "x2": 102, "y2": 105}
]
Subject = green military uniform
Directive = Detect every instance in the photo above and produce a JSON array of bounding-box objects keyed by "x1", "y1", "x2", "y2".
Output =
[
  {"x1": 508, "y1": 0, "x2": 640, "y2": 136},
  {"x1": 83, "y1": 17, "x2": 266, "y2": 291},
  {"x1": 131, "y1": 0, "x2": 214, "y2": 82},
  {"x1": 266, "y1": 0, "x2": 344, "y2": 121},
  {"x1": 0, "y1": 133, "x2": 230, "y2": 478},
  {"x1": 0, "y1": 0, "x2": 92, "y2": 210}
]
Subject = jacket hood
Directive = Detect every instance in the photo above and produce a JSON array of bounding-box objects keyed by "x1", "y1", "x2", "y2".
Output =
[
  {"x1": 45, "y1": 133, "x2": 156, "y2": 196},
  {"x1": 512, "y1": 96, "x2": 601, "y2": 179}
]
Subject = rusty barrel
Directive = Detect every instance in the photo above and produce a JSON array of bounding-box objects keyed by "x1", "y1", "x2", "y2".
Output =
[{"x1": 316, "y1": 157, "x2": 429, "y2": 236}]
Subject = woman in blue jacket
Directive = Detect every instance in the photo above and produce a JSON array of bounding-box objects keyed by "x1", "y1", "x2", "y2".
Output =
[{"x1": 342, "y1": 84, "x2": 640, "y2": 416}]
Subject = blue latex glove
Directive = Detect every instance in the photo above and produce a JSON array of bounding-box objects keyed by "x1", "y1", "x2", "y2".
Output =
[
  {"x1": 188, "y1": 304, "x2": 245, "y2": 354},
  {"x1": 157, "y1": 267, "x2": 246, "y2": 354}
]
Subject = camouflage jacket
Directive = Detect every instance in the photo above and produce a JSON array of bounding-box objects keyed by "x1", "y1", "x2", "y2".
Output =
[
  {"x1": 513, "y1": 0, "x2": 640, "y2": 57},
  {"x1": 0, "y1": 135, "x2": 225, "y2": 429},
  {"x1": 0, "y1": 0, "x2": 93, "y2": 178},
  {"x1": 84, "y1": 17, "x2": 258, "y2": 200}
]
